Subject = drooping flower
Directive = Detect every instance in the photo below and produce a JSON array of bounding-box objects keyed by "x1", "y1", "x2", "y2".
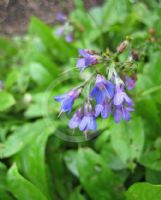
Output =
[
  {"x1": 76, "y1": 49, "x2": 99, "y2": 71},
  {"x1": 56, "y1": 26, "x2": 64, "y2": 36},
  {"x1": 113, "y1": 84, "x2": 133, "y2": 106},
  {"x1": 95, "y1": 99, "x2": 112, "y2": 118},
  {"x1": 56, "y1": 12, "x2": 67, "y2": 22},
  {"x1": 54, "y1": 88, "x2": 82, "y2": 114},
  {"x1": 90, "y1": 74, "x2": 114, "y2": 104},
  {"x1": 69, "y1": 108, "x2": 83, "y2": 129},
  {"x1": 79, "y1": 103, "x2": 97, "y2": 131},
  {"x1": 65, "y1": 34, "x2": 73, "y2": 42},
  {"x1": 125, "y1": 77, "x2": 136, "y2": 90},
  {"x1": 113, "y1": 105, "x2": 134, "y2": 123}
]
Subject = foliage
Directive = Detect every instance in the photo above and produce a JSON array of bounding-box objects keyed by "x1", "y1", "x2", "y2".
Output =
[{"x1": 0, "y1": 0, "x2": 161, "y2": 200}]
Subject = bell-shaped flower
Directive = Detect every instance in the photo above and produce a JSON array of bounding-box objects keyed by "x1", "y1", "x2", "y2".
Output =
[
  {"x1": 113, "y1": 105, "x2": 134, "y2": 123},
  {"x1": 76, "y1": 49, "x2": 99, "y2": 71},
  {"x1": 95, "y1": 99, "x2": 112, "y2": 119},
  {"x1": 113, "y1": 85, "x2": 133, "y2": 106},
  {"x1": 69, "y1": 108, "x2": 83, "y2": 129},
  {"x1": 79, "y1": 103, "x2": 97, "y2": 131},
  {"x1": 54, "y1": 88, "x2": 82, "y2": 114},
  {"x1": 90, "y1": 74, "x2": 114, "y2": 104}
]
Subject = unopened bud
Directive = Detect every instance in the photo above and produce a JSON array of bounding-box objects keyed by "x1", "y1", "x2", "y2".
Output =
[
  {"x1": 131, "y1": 50, "x2": 140, "y2": 61},
  {"x1": 117, "y1": 40, "x2": 128, "y2": 53},
  {"x1": 23, "y1": 93, "x2": 32, "y2": 104},
  {"x1": 148, "y1": 28, "x2": 156, "y2": 36}
]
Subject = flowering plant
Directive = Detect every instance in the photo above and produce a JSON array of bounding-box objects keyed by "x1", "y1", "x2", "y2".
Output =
[{"x1": 55, "y1": 40, "x2": 138, "y2": 135}]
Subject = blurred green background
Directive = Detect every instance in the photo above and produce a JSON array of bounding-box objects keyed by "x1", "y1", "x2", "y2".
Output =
[{"x1": 0, "y1": 0, "x2": 161, "y2": 200}]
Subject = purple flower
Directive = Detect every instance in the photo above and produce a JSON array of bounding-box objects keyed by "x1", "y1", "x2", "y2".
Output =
[
  {"x1": 113, "y1": 85, "x2": 133, "y2": 106},
  {"x1": 95, "y1": 99, "x2": 112, "y2": 118},
  {"x1": 65, "y1": 34, "x2": 72, "y2": 42},
  {"x1": 79, "y1": 103, "x2": 97, "y2": 131},
  {"x1": 76, "y1": 49, "x2": 98, "y2": 71},
  {"x1": 56, "y1": 12, "x2": 67, "y2": 22},
  {"x1": 113, "y1": 105, "x2": 134, "y2": 123},
  {"x1": 90, "y1": 74, "x2": 114, "y2": 104},
  {"x1": 125, "y1": 77, "x2": 136, "y2": 90},
  {"x1": 54, "y1": 88, "x2": 81, "y2": 113},
  {"x1": 69, "y1": 108, "x2": 83, "y2": 129},
  {"x1": 56, "y1": 27, "x2": 64, "y2": 36}
]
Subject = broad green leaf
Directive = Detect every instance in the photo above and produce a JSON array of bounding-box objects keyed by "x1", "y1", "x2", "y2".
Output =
[
  {"x1": 15, "y1": 122, "x2": 55, "y2": 200},
  {"x1": 29, "y1": 63, "x2": 53, "y2": 86},
  {"x1": 111, "y1": 118, "x2": 144, "y2": 168},
  {"x1": 126, "y1": 182, "x2": 161, "y2": 200},
  {"x1": 0, "y1": 162, "x2": 14, "y2": 200},
  {"x1": 0, "y1": 120, "x2": 50, "y2": 158},
  {"x1": 0, "y1": 92, "x2": 15, "y2": 111},
  {"x1": 69, "y1": 187, "x2": 86, "y2": 200},
  {"x1": 103, "y1": 0, "x2": 129, "y2": 26},
  {"x1": 77, "y1": 148, "x2": 124, "y2": 200},
  {"x1": 64, "y1": 150, "x2": 79, "y2": 177},
  {"x1": 139, "y1": 149, "x2": 161, "y2": 171},
  {"x1": 7, "y1": 164, "x2": 48, "y2": 200},
  {"x1": 146, "y1": 169, "x2": 161, "y2": 184}
]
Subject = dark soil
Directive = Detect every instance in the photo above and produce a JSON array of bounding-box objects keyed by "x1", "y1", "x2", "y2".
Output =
[{"x1": 0, "y1": 0, "x2": 103, "y2": 35}]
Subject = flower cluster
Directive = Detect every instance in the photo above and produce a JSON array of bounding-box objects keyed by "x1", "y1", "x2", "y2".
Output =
[
  {"x1": 54, "y1": 43, "x2": 137, "y2": 133},
  {"x1": 55, "y1": 12, "x2": 73, "y2": 42}
]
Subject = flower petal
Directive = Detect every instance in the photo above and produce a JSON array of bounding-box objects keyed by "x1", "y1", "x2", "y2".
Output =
[
  {"x1": 69, "y1": 114, "x2": 79, "y2": 129},
  {"x1": 79, "y1": 116, "x2": 88, "y2": 131},
  {"x1": 113, "y1": 109, "x2": 122, "y2": 123},
  {"x1": 95, "y1": 104, "x2": 103, "y2": 117},
  {"x1": 113, "y1": 92, "x2": 124, "y2": 106},
  {"x1": 54, "y1": 94, "x2": 66, "y2": 102},
  {"x1": 88, "y1": 116, "x2": 97, "y2": 130},
  {"x1": 78, "y1": 49, "x2": 88, "y2": 57}
]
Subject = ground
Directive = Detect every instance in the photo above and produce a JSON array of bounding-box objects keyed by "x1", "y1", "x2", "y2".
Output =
[{"x1": 0, "y1": 0, "x2": 103, "y2": 35}]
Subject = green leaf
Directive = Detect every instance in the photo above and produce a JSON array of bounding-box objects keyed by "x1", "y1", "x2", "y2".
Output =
[
  {"x1": 103, "y1": 0, "x2": 129, "y2": 26},
  {"x1": 126, "y1": 182, "x2": 161, "y2": 200},
  {"x1": 0, "y1": 92, "x2": 15, "y2": 111},
  {"x1": 77, "y1": 148, "x2": 124, "y2": 200},
  {"x1": 69, "y1": 187, "x2": 86, "y2": 200},
  {"x1": 7, "y1": 164, "x2": 48, "y2": 200},
  {"x1": 111, "y1": 118, "x2": 144, "y2": 168},
  {"x1": 139, "y1": 149, "x2": 161, "y2": 171},
  {"x1": 29, "y1": 63, "x2": 53, "y2": 86},
  {"x1": 0, "y1": 120, "x2": 52, "y2": 158},
  {"x1": 146, "y1": 169, "x2": 161, "y2": 184},
  {"x1": 0, "y1": 162, "x2": 14, "y2": 200},
  {"x1": 15, "y1": 122, "x2": 54, "y2": 200},
  {"x1": 64, "y1": 150, "x2": 79, "y2": 177}
]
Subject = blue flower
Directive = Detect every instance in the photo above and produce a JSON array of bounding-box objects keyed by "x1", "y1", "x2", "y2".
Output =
[
  {"x1": 69, "y1": 108, "x2": 83, "y2": 129},
  {"x1": 56, "y1": 26, "x2": 64, "y2": 36},
  {"x1": 79, "y1": 103, "x2": 97, "y2": 131},
  {"x1": 113, "y1": 85, "x2": 133, "y2": 106},
  {"x1": 95, "y1": 99, "x2": 112, "y2": 118},
  {"x1": 56, "y1": 12, "x2": 67, "y2": 22},
  {"x1": 76, "y1": 49, "x2": 98, "y2": 71},
  {"x1": 54, "y1": 88, "x2": 81, "y2": 113},
  {"x1": 113, "y1": 105, "x2": 134, "y2": 123},
  {"x1": 90, "y1": 74, "x2": 114, "y2": 104},
  {"x1": 65, "y1": 34, "x2": 72, "y2": 43}
]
